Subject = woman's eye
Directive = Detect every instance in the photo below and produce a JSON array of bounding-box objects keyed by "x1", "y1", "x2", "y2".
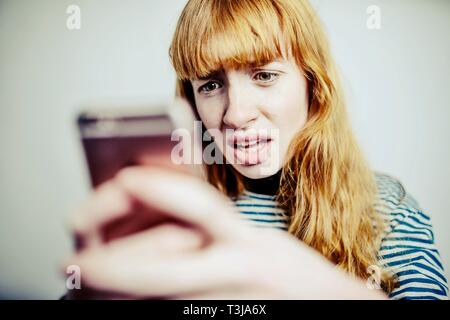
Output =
[
  {"x1": 198, "y1": 81, "x2": 221, "y2": 94},
  {"x1": 253, "y1": 71, "x2": 279, "y2": 83}
]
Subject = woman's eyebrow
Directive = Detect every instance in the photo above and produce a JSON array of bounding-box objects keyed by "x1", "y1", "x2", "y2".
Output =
[
  {"x1": 250, "y1": 59, "x2": 286, "y2": 69},
  {"x1": 264, "y1": 59, "x2": 286, "y2": 67},
  {"x1": 197, "y1": 70, "x2": 221, "y2": 81}
]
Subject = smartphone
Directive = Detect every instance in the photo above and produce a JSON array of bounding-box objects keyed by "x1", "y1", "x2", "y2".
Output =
[{"x1": 77, "y1": 105, "x2": 185, "y2": 187}]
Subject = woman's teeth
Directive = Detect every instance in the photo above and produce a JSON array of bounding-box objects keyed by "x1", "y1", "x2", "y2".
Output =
[
  {"x1": 236, "y1": 140, "x2": 259, "y2": 148},
  {"x1": 235, "y1": 139, "x2": 270, "y2": 150},
  {"x1": 230, "y1": 138, "x2": 272, "y2": 165}
]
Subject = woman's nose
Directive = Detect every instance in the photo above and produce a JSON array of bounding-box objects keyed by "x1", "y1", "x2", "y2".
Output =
[{"x1": 222, "y1": 81, "x2": 258, "y2": 130}]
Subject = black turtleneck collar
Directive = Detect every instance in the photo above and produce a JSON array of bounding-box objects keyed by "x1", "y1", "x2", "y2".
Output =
[{"x1": 242, "y1": 169, "x2": 282, "y2": 196}]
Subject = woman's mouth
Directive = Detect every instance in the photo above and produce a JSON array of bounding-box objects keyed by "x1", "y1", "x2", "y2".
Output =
[{"x1": 231, "y1": 137, "x2": 273, "y2": 166}]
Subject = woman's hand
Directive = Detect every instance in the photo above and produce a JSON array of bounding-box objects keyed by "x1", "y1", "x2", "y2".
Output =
[{"x1": 62, "y1": 166, "x2": 387, "y2": 299}]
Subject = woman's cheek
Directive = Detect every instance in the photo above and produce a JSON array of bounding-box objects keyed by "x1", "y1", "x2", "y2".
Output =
[
  {"x1": 196, "y1": 100, "x2": 221, "y2": 126},
  {"x1": 195, "y1": 107, "x2": 224, "y2": 148}
]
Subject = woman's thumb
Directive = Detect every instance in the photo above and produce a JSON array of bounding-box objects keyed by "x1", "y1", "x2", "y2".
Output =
[{"x1": 115, "y1": 166, "x2": 241, "y2": 242}]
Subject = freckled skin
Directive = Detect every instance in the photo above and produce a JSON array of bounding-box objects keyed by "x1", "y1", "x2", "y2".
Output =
[{"x1": 191, "y1": 57, "x2": 309, "y2": 179}]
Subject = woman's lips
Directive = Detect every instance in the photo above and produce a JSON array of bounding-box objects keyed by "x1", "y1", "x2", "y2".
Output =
[
  {"x1": 227, "y1": 132, "x2": 272, "y2": 145},
  {"x1": 231, "y1": 138, "x2": 272, "y2": 166}
]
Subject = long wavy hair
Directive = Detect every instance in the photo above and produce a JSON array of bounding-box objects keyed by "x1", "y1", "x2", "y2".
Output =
[{"x1": 169, "y1": 0, "x2": 396, "y2": 293}]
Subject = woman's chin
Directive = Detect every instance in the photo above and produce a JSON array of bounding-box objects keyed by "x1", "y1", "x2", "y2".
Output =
[
  {"x1": 232, "y1": 160, "x2": 281, "y2": 179},
  {"x1": 220, "y1": 142, "x2": 282, "y2": 179}
]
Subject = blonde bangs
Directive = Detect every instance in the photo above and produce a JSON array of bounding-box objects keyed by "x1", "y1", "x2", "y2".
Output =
[{"x1": 169, "y1": 0, "x2": 292, "y2": 80}]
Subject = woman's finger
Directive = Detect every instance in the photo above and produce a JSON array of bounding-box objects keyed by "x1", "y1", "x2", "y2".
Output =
[
  {"x1": 65, "y1": 226, "x2": 251, "y2": 297},
  {"x1": 67, "y1": 165, "x2": 222, "y2": 249},
  {"x1": 67, "y1": 180, "x2": 133, "y2": 249},
  {"x1": 115, "y1": 166, "x2": 244, "y2": 242},
  {"x1": 69, "y1": 165, "x2": 243, "y2": 249},
  {"x1": 64, "y1": 223, "x2": 204, "y2": 299}
]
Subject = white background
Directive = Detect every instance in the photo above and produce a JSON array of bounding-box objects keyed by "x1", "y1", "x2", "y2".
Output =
[{"x1": 0, "y1": 0, "x2": 448, "y2": 298}]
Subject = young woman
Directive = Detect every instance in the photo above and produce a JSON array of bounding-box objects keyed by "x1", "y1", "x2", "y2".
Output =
[{"x1": 65, "y1": 0, "x2": 448, "y2": 299}]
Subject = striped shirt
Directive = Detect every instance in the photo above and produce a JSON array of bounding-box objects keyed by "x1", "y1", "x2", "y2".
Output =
[{"x1": 231, "y1": 173, "x2": 449, "y2": 300}]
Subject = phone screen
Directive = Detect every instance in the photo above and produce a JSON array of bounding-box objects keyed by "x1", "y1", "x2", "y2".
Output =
[{"x1": 78, "y1": 108, "x2": 179, "y2": 187}]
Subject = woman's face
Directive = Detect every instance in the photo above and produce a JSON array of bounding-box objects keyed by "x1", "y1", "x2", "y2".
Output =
[{"x1": 191, "y1": 57, "x2": 309, "y2": 179}]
